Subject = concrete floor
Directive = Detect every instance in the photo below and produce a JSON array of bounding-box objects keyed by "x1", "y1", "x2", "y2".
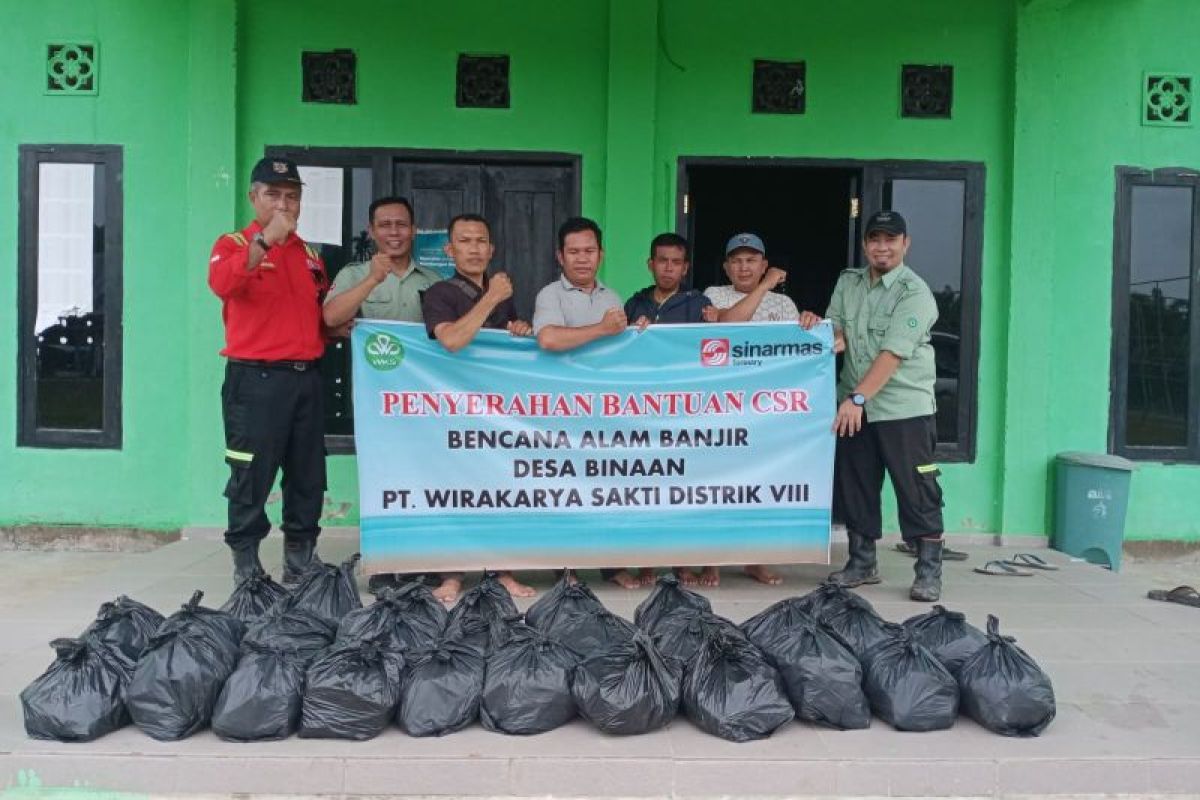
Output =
[{"x1": 1, "y1": 531, "x2": 1198, "y2": 799}]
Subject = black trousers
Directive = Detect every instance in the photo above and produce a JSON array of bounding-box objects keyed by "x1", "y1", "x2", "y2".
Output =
[
  {"x1": 221, "y1": 361, "x2": 326, "y2": 550},
  {"x1": 834, "y1": 414, "x2": 944, "y2": 543}
]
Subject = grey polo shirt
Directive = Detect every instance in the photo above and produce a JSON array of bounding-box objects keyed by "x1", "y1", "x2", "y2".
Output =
[{"x1": 532, "y1": 275, "x2": 623, "y2": 333}]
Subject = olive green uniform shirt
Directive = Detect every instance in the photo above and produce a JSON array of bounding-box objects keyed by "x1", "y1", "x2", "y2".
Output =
[
  {"x1": 824, "y1": 263, "x2": 938, "y2": 422},
  {"x1": 325, "y1": 260, "x2": 441, "y2": 322}
]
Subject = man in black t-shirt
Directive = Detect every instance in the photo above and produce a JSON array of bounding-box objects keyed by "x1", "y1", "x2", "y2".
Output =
[{"x1": 419, "y1": 214, "x2": 534, "y2": 602}]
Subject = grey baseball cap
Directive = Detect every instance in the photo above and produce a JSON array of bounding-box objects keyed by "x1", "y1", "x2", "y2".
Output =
[{"x1": 725, "y1": 232, "x2": 766, "y2": 256}]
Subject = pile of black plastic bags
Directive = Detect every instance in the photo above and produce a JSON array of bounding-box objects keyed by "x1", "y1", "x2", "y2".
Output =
[{"x1": 22, "y1": 564, "x2": 1056, "y2": 743}]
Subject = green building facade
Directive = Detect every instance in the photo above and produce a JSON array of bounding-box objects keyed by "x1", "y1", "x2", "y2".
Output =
[{"x1": 3, "y1": 0, "x2": 1200, "y2": 543}]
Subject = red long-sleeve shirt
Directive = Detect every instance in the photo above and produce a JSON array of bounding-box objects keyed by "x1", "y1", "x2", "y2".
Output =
[{"x1": 208, "y1": 222, "x2": 329, "y2": 360}]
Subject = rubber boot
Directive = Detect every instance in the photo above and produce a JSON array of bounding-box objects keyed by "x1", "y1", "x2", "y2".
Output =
[
  {"x1": 282, "y1": 538, "x2": 317, "y2": 585},
  {"x1": 829, "y1": 533, "x2": 881, "y2": 587},
  {"x1": 910, "y1": 537, "x2": 943, "y2": 602},
  {"x1": 231, "y1": 542, "x2": 263, "y2": 585}
]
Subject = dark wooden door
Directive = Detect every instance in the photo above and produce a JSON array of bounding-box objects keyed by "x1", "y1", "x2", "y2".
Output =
[{"x1": 394, "y1": 159, "x2": 577, "y2": 320}]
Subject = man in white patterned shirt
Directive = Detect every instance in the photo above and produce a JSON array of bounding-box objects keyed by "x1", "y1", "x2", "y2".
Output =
[{"x1": 705, "y1": 232, "x2": 800, "y2": 322}]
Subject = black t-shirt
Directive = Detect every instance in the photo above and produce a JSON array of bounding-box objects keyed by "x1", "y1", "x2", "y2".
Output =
[{"x1": 421, "y1": 272, "x2": 518, "y2": 338}]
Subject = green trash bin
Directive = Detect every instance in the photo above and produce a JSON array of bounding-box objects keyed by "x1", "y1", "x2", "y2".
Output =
[{"x1": 1053, "y1": 452, "x2": 1136, "y2": 571}]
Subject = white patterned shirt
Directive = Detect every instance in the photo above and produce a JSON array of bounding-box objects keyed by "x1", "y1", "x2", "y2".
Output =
[{"x1": 704, "y1": 285, "x2": 800, "y2": 321}]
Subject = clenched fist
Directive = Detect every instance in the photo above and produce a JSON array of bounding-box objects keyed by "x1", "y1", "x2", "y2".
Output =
[
  {"x1": 599, "y1": 306, "x2": 628, "y2": 335},
  {"x1": 262, "y1": 210, "x2": 297, "y2": 247},
  {"x1": 485, "y1": 272, "x2": 514, "y2": 304}
]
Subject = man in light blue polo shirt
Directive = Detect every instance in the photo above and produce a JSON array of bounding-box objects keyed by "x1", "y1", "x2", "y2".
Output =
[{"x1": 533, "y1": 217, "x2": 626, "y2": 350}]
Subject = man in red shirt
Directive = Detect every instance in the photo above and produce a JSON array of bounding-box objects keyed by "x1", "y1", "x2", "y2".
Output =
[{"x1": 208, "y1": 157, "x2": 330, "y2": 585}]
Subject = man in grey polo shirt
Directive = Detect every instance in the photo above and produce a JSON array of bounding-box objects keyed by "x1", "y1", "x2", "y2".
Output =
[
  {"x1": 323, "y1": 196, "x2": 441, "y2": 328},
  {"x1": 534, "y1": 216, "x2": 626, "y2": 351},
  {"x1": 533, "y1": 217, "x2": 652, "y2": 589}
]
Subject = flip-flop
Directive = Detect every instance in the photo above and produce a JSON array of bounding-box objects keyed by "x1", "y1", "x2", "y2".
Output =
[
  {"x1": 1003, "y1": 553, "x2": 1059, "y2": 571},
  {"x1": 974, "y1": 560, "x2": 1033, "y2": 577},
  {"x1": 1147, "y1": 585, "x2": 1200, "y2": 608},
  {"x1": 893, "y1": 541, "x2": 969, "y2": 561}
]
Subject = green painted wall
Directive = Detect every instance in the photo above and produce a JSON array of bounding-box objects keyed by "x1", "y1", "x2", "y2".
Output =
[
  {"x1": 1007, "y1": 0, "x2": 1200, "y2": 541},
  {"x1": 4, "y1": 0, "x2": 1200, "y2": 543},
  {"x1": 0, "y1": 0, "x2": 229, "y2": 530}
]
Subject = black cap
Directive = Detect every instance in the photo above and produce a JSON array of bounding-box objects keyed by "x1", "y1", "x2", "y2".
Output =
[
  {"x1": 250, "y1": 157, "x2": 303, "y2": 186},
  {"x1": 864, "y1": 210, "x2": 907, "y2": 236}
]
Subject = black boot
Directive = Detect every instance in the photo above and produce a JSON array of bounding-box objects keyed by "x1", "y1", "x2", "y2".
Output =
[
  {"x1": 231, "y1": 542, "x2": 263, "y2": 584},
  {"x1": 829, "y1": 533, "x2": 881, "y2": 587},
  {"x1": 282, "y1": 538, "x2": 317, "y2": 585},
  {"x1": 910, "y1": 537, "x2": 943, "y2": 602}
]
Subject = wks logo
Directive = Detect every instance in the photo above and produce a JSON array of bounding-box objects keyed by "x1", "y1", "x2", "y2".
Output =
[
  {"x1": 700, "y1": 338, "x2": 730, "y2": 367},
  {"x1": 364, "y1": 332, "x2": 404, "y2": 371}
]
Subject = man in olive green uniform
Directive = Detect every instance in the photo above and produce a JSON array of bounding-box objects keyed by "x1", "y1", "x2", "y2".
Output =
[
  {"x1": 323, "y1": 195, "x2": 440, "y2": 592},
  {"x1": 323, "y1": 196, "x2": 440, "y2": 328},
  {"x1": 800, "y1": 210, "x2": 945, "y2": 601}
]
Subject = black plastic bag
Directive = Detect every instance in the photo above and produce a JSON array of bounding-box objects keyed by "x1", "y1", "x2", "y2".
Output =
[
  {"x1": 480, "y1": 623, "x2": 580, "y2": 735},
  {"x1": 211, "y1": 607, "x2": 336, "y2": 742},
  {"x1": 21, "y1": 637, "x2": 132, "y2": 742},
  {"x1": 299, "y1": 638, "x2": 405, "y2": 740},
  {"x1": 572, "y1": 632, "x2": 682, "y2": 735},
  {"x1": 903, "y1": 605, "x2": 988, "y2": 675},
  {"x1": 634, "y1": 573, "x2": 711, "y2": 635},
  {"x1": 655, "y1": 611, "x2": 747, "y2": 663},
  {"x1": 744, "y1": 609, "x2": 870, "y2": 730},
  {"x1": 682, "y1": 628, "x2": 794, "y2": 742},
  {"x1": 863, "y1": 629, "x2": 959, "y2": 732},
  {"x1": 243, "y1": 605, "x2": 339, "y2": 655},
  {"x1": 126, "y1": 590, "x2": 246, "y2": 740},
  {"x1": 445, "y1": 574, "x2": 519, "y2": 654},
  {"x1": 396, "y1": 638, "x2": 486, "y2": 737},
  {"x1": 796, "y1": 578, "x2": 877, "y2": 621},
  {"x1": 337, "y1": 582, "x2": 447, "y2": 650},
  {"x1": 220, "y1": 568, "x2": 289, "y2": 623},
  {"x1": 525, "y1": 573, "x2": 604, "y2": 630},
  {"x1": 820, "y1": 605, "x2": 900, "y2": 663},
  {"x1": 740, "y1": 596, "x2": 811, "y2": 648},
  {"x1": 289, "y1": 553, "x2": 363, "y2": 627},
  {"x1": 81, "y1": 595, "x2": 163, "y2": 669},
  {"x1": 957, "y1": 615, "x2": 1056, "y2": 736}
]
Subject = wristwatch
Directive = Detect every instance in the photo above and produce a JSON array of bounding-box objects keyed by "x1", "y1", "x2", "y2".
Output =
[
  {"x1": 850, "y1": 393, "x2": 867, "y2": 407},
  {"x1": 252, "y1": 232, "x2": 272, "y2": 252}
]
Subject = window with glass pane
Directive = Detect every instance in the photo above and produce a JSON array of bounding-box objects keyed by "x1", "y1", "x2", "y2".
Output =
[
  {"x1": 1124, "y1": 184, "x2": 1194, "y2": 449},
  {"x1": 18, "y1": 146, "x2": 122, "y2": 448},
  {"x1": 292, "y1": 163, "x2": 374, "y2": 444},
  {"x1": 885, "y1": 178, "x2": 967, "y2": 447}
]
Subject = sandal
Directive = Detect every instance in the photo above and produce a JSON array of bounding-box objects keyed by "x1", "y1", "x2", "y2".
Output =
[
  {"x1": 974, "y1": 560, "x2": 1032, "y2": 577},
  {"x1": 1003, "y1": 553, "x2": 1059, "y2": 571},
  {"x1": 1147, "y1": 585, "x2": 1200, "y2": 608},
  {"x1": 894, "y1": 541, "x2": 969, "y2": 561}
]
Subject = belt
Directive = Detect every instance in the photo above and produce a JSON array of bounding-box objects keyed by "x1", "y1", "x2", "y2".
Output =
[{"x1": 228, "y1": 358, "x2": 320, "y2": 372}]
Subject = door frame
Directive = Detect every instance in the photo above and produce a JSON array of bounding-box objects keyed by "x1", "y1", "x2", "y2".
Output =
[
  {"x1": 676, "y1": 154, "x2": 984, "y2": 462},
  {"x1": 263, "y1": 145, "x2": 582, "y2": 454}
]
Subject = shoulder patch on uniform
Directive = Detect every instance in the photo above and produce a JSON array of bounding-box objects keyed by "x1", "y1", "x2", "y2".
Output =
[{"x1": 223, "y1": 232, "x2": 248, "y2": 246}]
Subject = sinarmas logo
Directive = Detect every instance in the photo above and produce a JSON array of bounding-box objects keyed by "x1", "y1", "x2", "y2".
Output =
[
  {"x1": 365, "y1": 331, "x2": 405, "y2": 370},
  {"x1": 700, "y1": 338, "x2": 730, "y2": 366}
]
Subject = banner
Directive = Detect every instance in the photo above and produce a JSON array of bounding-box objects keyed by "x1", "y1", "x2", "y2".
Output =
[{"x1": 351, "y1": 320, "x2": 836, "y2": 573}]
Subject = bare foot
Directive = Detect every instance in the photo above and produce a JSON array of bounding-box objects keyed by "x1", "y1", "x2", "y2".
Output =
[
  {"x1": 699, "y1": 566, "x2": 721, "y2": 587},
  {"x1": 674, "y1": 567, "x2": 700, "y2": 587},
  {"x1": 744, "y1": 564, "x2": 783, "y2": 586},
  {"x1": 638, "y1": 567, "x2": 657, "y2": 586},
  {"x1": 497, "y1": 571, "x2": 537, "y2": 598},
  {"x1": 432, "y1": 573, "x2": 463, "y2": 604},
  {"x1": 607, "y1": 569, "x2": 641, "y2": 589}
]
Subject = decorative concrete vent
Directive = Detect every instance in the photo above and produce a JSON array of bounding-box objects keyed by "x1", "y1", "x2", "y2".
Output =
[
  {"x1": 1143, "y1": 73, "x2": 1192, "y2": 126},
  {"x1": 457, "y1": 54, "x2": 510, "y2": 108},
  {"x1": 302, "y1": 50, "x2": 357, "y2": 104},
  {"x1": 46, "y1": 43, "x2": 97, "y2": 95},
  {"x1": 752, "y1": 59, "x2": 806, "y2": 114},
  {"x1": 901, "y1": 64, "x2": 953, "y2": 118}
]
